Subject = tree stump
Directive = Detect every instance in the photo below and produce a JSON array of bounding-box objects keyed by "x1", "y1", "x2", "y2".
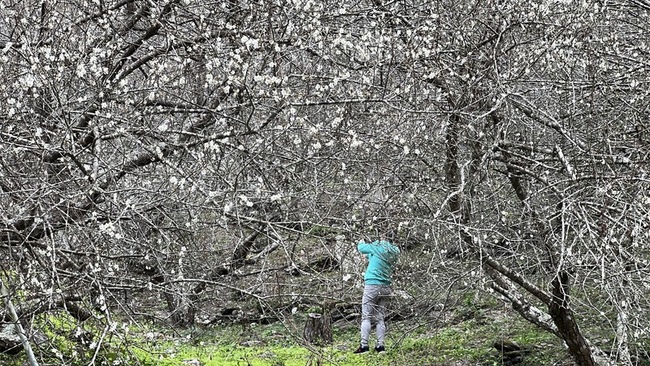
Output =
[
  {"x1": 303, "y1": 312, "x2": 332, "y2": 345},
  {"x1": 0, "y1": 323, "x2": 22, "y2": 354}
]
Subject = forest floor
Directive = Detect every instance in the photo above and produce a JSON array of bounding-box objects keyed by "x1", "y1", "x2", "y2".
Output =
[
  {"x1": 0, "y1": 298, "x2": 577, "y2": 366},
  {"x1": 122, "y1": 298, "x2": 574, "y2": 366}
]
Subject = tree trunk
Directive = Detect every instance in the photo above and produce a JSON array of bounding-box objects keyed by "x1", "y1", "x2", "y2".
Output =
[
  {"x1": 163, "y1": 290, "x2": 196, "y2": 327},
  {"x1": 444, "y1": 113, "x2": 463, "y2": 219},
  {"x1": 549, "y1": 272, "x2": 595, "y2": 366},
  {"x1": 616, "y1": 306, "x2": 631, "y2": 365}
]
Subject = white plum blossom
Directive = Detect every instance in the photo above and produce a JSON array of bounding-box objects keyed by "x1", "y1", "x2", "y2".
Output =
[{"x1": 238, "y1": 195, "x2": 254, "y2": 207}]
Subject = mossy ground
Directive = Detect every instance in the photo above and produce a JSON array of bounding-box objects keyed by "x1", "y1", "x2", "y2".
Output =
[
  {"x1": 122, "y1": 312, "x2": 568, "y2": 366},
  {"x1": 1, "y1": 305, "x2": 573, "y2": 366}
]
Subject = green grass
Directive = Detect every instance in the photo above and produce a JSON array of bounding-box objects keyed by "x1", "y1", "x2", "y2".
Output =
[
  {"x1": 387, "y1": 312, "x2": 562, "y2": 366},
  {"x1": 133, "y1": 340, "x2": 417, "y2": 366},
  {"x1": 0, "y1": 317, "x2": 567, "y2": 366},
  {"x1": 133, "y1": 344, "x2": 310, "y2": 366},
  {"x1": 118, "y1": 308, "x2": 566, "y2": 366},
  {"x1": 0, "y1": 296, "x2": 571, "y2": 366}
]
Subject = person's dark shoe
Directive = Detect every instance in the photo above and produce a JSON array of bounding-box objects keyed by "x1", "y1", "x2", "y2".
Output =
[
  {"x1": 353, "y1": 345, "x2": 369, "y2": 354},
  {"x1": 374, "y1": 345, "x2": 385, "y2": 353}
]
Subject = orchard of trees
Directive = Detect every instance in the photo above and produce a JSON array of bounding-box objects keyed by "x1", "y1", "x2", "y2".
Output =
[{"x1": 1, "y1": 0, "x2": 650, "y2": 365}]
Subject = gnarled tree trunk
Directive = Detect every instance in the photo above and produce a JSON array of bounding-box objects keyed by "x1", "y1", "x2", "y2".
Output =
[{"x1": 549, "y1": 272, "x2": 595, "y2": 366}]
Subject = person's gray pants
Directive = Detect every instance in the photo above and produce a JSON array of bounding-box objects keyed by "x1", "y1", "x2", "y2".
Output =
[{"x1": 360, "y1": 284, "x2": 392, "y2": 347}]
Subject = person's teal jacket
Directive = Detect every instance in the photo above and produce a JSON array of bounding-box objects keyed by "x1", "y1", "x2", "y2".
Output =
[{"x1": 358, "y1": 240, "x2": 400, "y2": 286}]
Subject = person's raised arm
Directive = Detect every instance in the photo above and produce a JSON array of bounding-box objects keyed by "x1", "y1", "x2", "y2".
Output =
[{"x1": 357, "y1": 240, "x2": 377, "y2": 255}]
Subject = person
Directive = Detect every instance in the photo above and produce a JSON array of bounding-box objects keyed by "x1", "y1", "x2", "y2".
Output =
[{"x1": 353, "y1": 237, "x2": 400, "y2": 354}]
